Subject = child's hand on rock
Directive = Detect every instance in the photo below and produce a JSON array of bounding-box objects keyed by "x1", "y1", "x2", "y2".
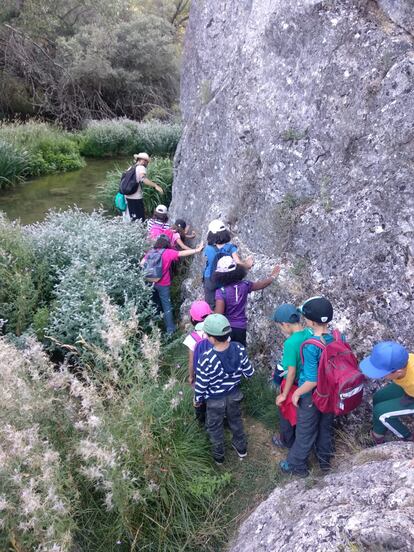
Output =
[
  {"x1": 195, "y1": 242, "x2": 204, "y2": 253},
  {"x1": 246, "y1": 256, "x2": 254, "y2": 269},
  {"x1": 271, "y1": 265, "x2": 281, "y2": 279}
]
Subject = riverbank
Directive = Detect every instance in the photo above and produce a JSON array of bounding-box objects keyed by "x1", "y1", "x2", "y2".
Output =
[{"x1": 0, "y1": 119, "x2": 181, "y2": 189}]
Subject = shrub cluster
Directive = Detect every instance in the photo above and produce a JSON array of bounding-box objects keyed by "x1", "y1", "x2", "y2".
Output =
[
  {"x1": 0, "y1": 209, "x2": 155, "y2": 352},
  {"x1": 0, "y1": 318, "x2": 230, "y2": 551},
  {"x1": 97, "y1": 156, "x2": 173, "y2": 216},
  {"x1": 79, "y1": 119, "x2": 181, "y2": 158},
  {"x1": 0, "y1": 122, "x2": 85, "y2": 183}
]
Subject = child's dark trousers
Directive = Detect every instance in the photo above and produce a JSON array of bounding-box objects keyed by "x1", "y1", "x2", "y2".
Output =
[
  {"x1": 287, "y1": 393, "x2": 334, "y2": 473},
  {"x1": 206, "y1": 389, "x2": 246, "y2": 460}
]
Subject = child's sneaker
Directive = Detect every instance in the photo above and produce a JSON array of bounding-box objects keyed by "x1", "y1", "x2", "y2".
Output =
[
  {"x1": 232, "y1": 443, "x2": 247, "y2": 458},
  {"x1": 271, "y1": 434, "x2": 289, "y2": 449},
  {"x1": 279, "y1": 460, "x2": 309, "y2": 478},
  {"x1": 214, "y1": 455, "x2": 225, "y2": 466}
]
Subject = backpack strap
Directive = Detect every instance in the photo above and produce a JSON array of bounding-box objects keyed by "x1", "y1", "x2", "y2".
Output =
[
  {"x1": 300, "y1": 338, "x2": 326, "y2": 365},
  {"x1": 332, "y1": 329, "x2": 342, "y2": 342},
  {"x1": 191, "y1": 331, "x2": 203, "y2": 344}
]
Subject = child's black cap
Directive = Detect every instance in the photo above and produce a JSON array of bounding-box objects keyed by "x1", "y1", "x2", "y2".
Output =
[{"x1": 300, "y1": 296, "x2": 333, "y2": 323}]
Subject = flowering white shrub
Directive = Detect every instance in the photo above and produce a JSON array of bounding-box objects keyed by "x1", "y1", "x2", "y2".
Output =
[
  {"x1": 0, "y1": 305, "x2": 229, "y2": 550},
  {"x1": 26, "y1": 208, "x2": 156, "y2": 350}
]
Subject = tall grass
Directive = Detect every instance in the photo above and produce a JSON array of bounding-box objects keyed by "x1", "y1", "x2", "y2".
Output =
[
  {"x1": 0, "y1": 140, "x2": 29, "y2": 188},
  {"x1": 79, "y1": 119, "x2": 181, "y2": 158},
  {"x1": 0, "y1": 121, "x2": 84, "y2": 181},
  {"x1": 97, "y1": 156, "x2": 173, "y2": 215}
]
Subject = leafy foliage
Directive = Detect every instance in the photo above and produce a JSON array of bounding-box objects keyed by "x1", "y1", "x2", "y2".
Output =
[
  {"x1": 0, "y1": 214, "x2": 51, "y2": 335},
  {"x1": 0, "y1": 2, "x2": 184, "y2": 126},
  {"x1": 0, "y1": 122, "x2": 84, "y2": 181},
  {"x1": 0, "y1": 318, "x2": 229, "y2": 551},
  {"x1": 79, "y1": 119, "x2": 181, "y2": 158},
  {"x1": 97, "y1": 156, "x2": 173, "y2": 215},
  {"x1": 0, "y1": 139, "x2": 29, "y2": 188}
]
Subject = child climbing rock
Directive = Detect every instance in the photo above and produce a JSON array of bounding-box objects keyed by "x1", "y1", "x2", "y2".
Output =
[
  {"x1": 148, "y1": 205, "x2": 192, "y2": 250},
  {"x1": 360, "y1": 341, "x2": 414, "y2": 444},
  {"x1": 183, "y1": 300, "x2": 213, "y2": 385},
  {"x1": 141, "y1": 234, "x2": 203, "y2": 334},
  {"x1": 271, "y1": 303, "x2": 312, "y2": 449},
  {"x1": 194, "y1": 314, "x2": 254, "y2": 465},
  {"x1": 279, "y1": 296, "x2": 340, "y2": 477},
  {"x1": 203, "y1": 219, "x2": 253, "y2": 309},
  {"x1": 213, "y1": 256, "x2": 280, "y2": 346}
]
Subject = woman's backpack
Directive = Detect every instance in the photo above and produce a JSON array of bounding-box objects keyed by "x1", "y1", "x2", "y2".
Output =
[
  {"x1": 119, "y1": 165, "x2": 139, "y2": 195},
  {"x1": 142, "y1": 249, "x2": 165, "y2": 282},
  {"x1": 300, "y1": 330, "x2": 365, "y2": 415}
]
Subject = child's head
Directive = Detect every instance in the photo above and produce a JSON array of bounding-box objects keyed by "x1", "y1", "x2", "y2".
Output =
[
  {"x1": 173, "y1": 218, "x2": 187, "y2": 239},
  {"x1": 201, "y1": 313, "x2": 231, "y2": 346},
  {"x1": 189, "y1": 300, "x2": 212, "y2": 326},
  {"x1": 154, "y1": 234, "x2": 171, "y2": 249},
  {"x1": 207, "y1": 219, "x2": 231, "y2": 245},
  {"x1": 153, "y1": 204, "x2": 168, "y2": 223},
  {"x1": 360, "y1": 341, "x2": 409, "y2": 380},
  {"x1": 299, "y1": 296, "x2": 333, "y2": 329},
  {"x1": 213, "y1": 256, "x2": 246, "y2": 287},
  {"x1": 271, "y1": 303, "x2": 302, "y2": 336}
]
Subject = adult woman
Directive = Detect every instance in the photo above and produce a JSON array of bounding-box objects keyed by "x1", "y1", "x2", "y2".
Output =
[{"x1": 125, "y1": 152, "x2": 164, "y2": 222}]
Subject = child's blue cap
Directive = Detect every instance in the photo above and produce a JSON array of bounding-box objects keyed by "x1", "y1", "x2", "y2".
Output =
[
  {"x1": 360, "y1": 341, "x2": 409, "y2": 378},
  {"x1": 271, "y1": 303, "x2": 301, "y2": 324}
]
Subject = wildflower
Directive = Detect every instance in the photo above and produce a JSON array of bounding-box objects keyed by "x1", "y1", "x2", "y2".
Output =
[
  {"x1": 0, "y1": 495, "x2": 8, "y2": 511},
  {"x1": 105, "y1": 492, "x2": 114, "y2": 511},
  {"x1": 163, "y1": 377, "x2": 178, "y2": 391},
  {"x1": 170, "y1": 396, "x2": 182, "y2": 410},
  {"x1": 148, "y1": 480, "x2": 159, "y2": 493}
]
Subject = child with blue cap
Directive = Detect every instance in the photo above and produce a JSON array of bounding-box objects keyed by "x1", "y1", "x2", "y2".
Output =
[{"x1": 360, "y1": 341, "x2": 414, "y2": 444}]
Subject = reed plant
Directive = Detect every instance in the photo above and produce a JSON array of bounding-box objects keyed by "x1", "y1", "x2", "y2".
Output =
[
  {"x1": 97, "y1": 156, "x2": 173, "y2": 215},
  {"x1": 0, "y1": 121, "x2": 84, "y2": 181},
  {"x1": 0, "y1": 139, "x2": 29, "y2": 188},
  {"x1": 79, "y1": 119, "x2": 181, "y2": 158}
]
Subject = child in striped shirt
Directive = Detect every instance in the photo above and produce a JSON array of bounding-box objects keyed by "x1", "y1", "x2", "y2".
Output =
[{"x1": 194, "y1": 314, "x2": 254, "y2": 465}]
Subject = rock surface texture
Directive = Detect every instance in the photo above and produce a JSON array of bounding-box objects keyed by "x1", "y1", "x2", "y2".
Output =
[
  {"x1": 229, "y1": 442, "x2": 414, "y2": 552},
  {"x1": 171, "y1": 0, "x2": 414, "y2": 356}
]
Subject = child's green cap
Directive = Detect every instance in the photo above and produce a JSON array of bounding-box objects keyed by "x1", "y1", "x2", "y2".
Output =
[{"x1": 202, "y1": 314, "x2": 232, "y2": 337}]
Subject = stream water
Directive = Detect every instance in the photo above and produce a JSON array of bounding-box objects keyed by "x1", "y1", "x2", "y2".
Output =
[{"x1": 0, "y1": 158, "x2": 127, "y2": 225}]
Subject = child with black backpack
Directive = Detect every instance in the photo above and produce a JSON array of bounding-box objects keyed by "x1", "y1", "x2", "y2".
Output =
[
  {"x1": 279, "y1": 296, "x2": 363, "y2": 477},
  {"x1": 141, "y1": 235, "x2": 203, "y2": 335},
  {"x1": 203, "y1": 220, "x2": 254, "y2": 309},
  {"x1": 213, "y1": 256, "x2": 280, "y2": 346}
]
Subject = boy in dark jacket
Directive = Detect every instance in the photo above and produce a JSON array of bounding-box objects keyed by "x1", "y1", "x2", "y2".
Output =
[{"x1": 194, "y1": 314, "x2": 254, "y2": 464}]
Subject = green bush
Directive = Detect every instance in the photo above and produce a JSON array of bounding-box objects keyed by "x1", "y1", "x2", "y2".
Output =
[
  {"x1": 97, "y1": 156, "x2": 173, "y2": 215},
  {"x1": 26, "y1": 208, "x2": 155, "y2": 352},
  {"x1": 0, "y1": 139, "x2": 29, "y2": 188},
  {"x1": 79, "y1": 119, "x2": 181, "y2": 158},
  {"x1": 0, "y1": 122, "x2": 85, "y2": 180},
  {"x1": 0, "y1": 322, "x2": 229, "y2": 551},
  {"x1": 0, "y1": 214, "x2": 51, "y2": 335}
]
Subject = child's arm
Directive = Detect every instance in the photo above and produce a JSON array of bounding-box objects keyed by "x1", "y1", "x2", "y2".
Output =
[
  {"x1": 176, "y1": 237, "x2": 192, "y2": 251},
  {"x1": 188, "y1": 350, "x2": 195, "y2": 385},
  {"x1": 232, "y1": 251, "x2": 254, "y2": 270},
  {"x1": 178, "y1": 242, "x2": 204, "y2": 257},
  {"x1": 239, "y1": 347, "x2": 254, "y2": 379},
  {"x1": 291, "y1": 344, "x2": 319, "y2": 406},
  {"x1": 251, "y1": 266, "x2": 281, "y2": 291},
  {"x1": 276, "y1": 365, "x2": 296, "y2": 406},
  {"x1": 215, "y1": 299, "x2": 225, "y2": 314},
  {"x1": 185, "y1": 226, "x2": 196, "y2": 239}
]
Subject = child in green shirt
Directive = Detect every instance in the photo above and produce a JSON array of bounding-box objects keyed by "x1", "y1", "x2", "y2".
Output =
[{"x1": 271, "y1": 303, "x2": 312, "y2": 448}]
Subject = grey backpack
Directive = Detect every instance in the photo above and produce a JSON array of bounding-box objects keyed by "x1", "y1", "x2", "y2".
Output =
[{"x1": 143, "y1": 248, "x2": 165, "y2": 282}]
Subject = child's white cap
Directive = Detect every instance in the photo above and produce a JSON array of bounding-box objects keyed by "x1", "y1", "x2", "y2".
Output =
[
  {"x1": 155, "y1": 205, "x2": 168, "y2": 214},
  {"x1": 208, "y1": 219, "x2": 226, "y2": 233}
]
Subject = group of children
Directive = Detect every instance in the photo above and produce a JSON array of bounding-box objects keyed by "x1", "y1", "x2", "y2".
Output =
[{"x1": 138, "y1": 194, "x2": 414, "y2": 473}]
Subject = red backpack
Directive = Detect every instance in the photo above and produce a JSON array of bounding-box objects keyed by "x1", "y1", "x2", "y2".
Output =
[{"x1": 300, "y1": 330, "x2": 365, "y2": 415}]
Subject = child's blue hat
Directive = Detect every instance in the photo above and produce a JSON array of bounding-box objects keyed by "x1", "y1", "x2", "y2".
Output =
[
  {"x1": 271, "y1": 303, "x2": 301, "y2": 324},
  {"x1": 360, "y1": 341, "x2": 409, "y2": 378}
]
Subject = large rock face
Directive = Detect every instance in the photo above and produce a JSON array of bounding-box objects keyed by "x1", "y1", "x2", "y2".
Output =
[
  {"x1": 171, "y1": 0, "x2": 414, "y2": 356},
  {"x1": 229, "y1": 442, "x2": 414, "y2": 552}
]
